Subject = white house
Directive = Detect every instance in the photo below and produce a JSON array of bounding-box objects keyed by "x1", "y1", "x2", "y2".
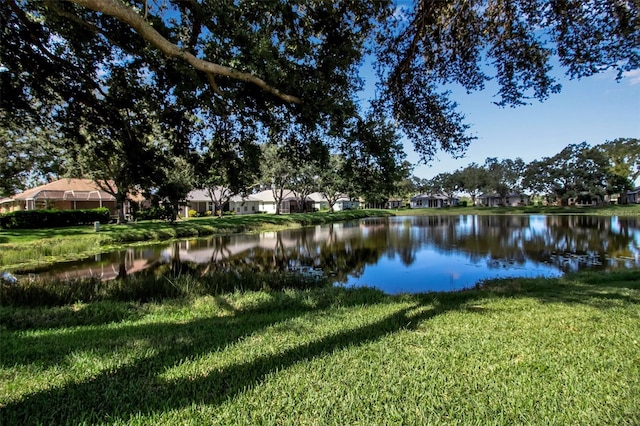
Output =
[
  {"x1": 185, "y1": 188, "x2": 361, "y2": 216},
  {"x1": 477, "y1": 192, "x2": 529, "y2": 207},
  {"x1": 308, "y1": 192, "x2": 359, "y2": 211},
  {"x1": 333, "y1": 197, "x2": 360, "y2": 211},
  {"x1": 307, "y1": 192, "x2": 330, "y2": 211},
  {"x1": 410, "y1": 194, "x2": 459, "y2": 208},
  {"x1": 626, "y1": 187, "x2": 640, "y2": 204},
  {"x1": 183, "y1": 187, "x2": 233, "y2": 216},
  {"x1": 386, "y1": 198, "x2": 403, "y2": 209},
  {"x1": 229, "y1": 189, "x2": 312, "y2": 214},
  {"x1": 229, "y1": 193, "x2": 261, "y2": 215}
]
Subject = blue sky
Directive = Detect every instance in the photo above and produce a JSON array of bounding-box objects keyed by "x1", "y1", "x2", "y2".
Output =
[
  {"x1": 418, "y1": 70, "x2": 640, "y2": 182},
  {"x1": 361, "y1": 64, "x2": 640, "y2": 185}
]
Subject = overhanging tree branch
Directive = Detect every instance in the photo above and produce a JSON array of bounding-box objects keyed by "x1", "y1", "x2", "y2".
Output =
[{"x1": 67, "y1": 0, "x2": 302, "y2": 104}]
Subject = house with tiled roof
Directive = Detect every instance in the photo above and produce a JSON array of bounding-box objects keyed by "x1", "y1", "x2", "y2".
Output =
[{"x1": 0, "y1": 178, "x2": 119, "y2": 215}]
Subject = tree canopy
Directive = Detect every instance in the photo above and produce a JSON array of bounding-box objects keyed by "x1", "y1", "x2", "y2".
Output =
[{"x1": 1, "y1": 0, "x2": 638, "y2": 197}]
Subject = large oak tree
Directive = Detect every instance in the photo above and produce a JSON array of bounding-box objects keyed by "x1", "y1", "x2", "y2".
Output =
[{"x1": 1, "y1": 0, "x2": 638, "y2": 193}]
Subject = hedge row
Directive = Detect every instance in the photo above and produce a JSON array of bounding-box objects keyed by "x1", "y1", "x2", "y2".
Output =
[
  {"x1": 0, "y1": 208, "x2": 110, "y2": 229},
  {"x1": 133, "y1": 206, "x2": 173, "y2": 221}
]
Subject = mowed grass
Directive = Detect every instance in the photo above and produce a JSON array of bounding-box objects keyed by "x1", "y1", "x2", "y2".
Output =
[
  {"x1": 1, "y1": 268, "x2": 639, "y2": 425},
  {"x1": 0, "y1": 210, "x2": 392, "y2": 271}
]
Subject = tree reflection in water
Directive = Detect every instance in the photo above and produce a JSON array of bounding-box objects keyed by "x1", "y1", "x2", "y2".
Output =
[{"x1": 32, "y1": 216, "x2": 640, "y2": 293}]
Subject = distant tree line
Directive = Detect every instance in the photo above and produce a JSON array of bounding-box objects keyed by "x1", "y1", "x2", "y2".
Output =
[{"x1": 406, "y1": 138, "x2": 639, "y2": 206}]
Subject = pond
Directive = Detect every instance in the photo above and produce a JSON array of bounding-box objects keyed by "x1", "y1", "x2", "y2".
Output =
[{"x1": 31, "y1": 215, "x2": 640, "y2": 294}]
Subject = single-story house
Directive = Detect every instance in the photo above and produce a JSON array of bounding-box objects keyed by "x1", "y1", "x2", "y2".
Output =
[
  {"x1": 229, "y1": 189, "x2": 313, "y2": 215},
  {"x1": 0, "y1": 178, "x2": 123, "y2": 215},
  {"x1": 333, "y1": 197, "x2": 360, "y2": 211},
  {"x1": 410, "y1": 194, "x2": 459, "y2": 208},
  {"x1": 625, "y1": 187, "x2": 640, "y2": 204},
  {"x1": 477, "y1": 192, "x2": 529, "y2": 207},
  {"x1": 567, "y1": 193, "x2": 602, "y2": 206},
  {"x1": 307, "y1": 192, "x2": 330, "y2": 211},
  {"x1": 183, "y1": 187, "x2": 232, "y2": 216},
  {"x1": 232, "y1": 190, "x2": 359, "y2": 214},
  {"x1": 229, "y1": 193, "x2": 262, "y2": 215},
  {"x1": 308, "y1": 192, "x2": 359, "y2": 211},
  {"x1": 386, "y1": 198, "x2": 403, "y2": 209}
]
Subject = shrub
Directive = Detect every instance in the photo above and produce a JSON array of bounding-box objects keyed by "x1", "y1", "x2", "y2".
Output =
[
  {"x1": 133, "y1": 206, "x2": 172, "y2": 221},
  {"x1": 0, "y1": 208, "x2": 110, "y2": 229},
  {"x1": 188, "y1": 209, "x2": 197, "y2": 217}
]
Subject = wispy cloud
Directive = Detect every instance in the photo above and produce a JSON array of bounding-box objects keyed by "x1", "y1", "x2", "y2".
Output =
[{"x1": 623, "y1": 69, "x2": 640, "y2": 85}]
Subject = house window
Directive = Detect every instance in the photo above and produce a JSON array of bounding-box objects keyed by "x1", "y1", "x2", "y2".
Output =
[
  {"x1": 244, "y1": 206, "x2": 247, "y2": 212},
  {"x1": 252, "y1": 206, "x2": 255, "y2": 211}
]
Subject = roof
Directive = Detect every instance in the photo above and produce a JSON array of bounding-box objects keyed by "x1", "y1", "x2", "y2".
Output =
[
  {"x1": 478, "y1": 192, "x2": 528, "y2": 198},
  {"x1": 186, "y1": 187, "x2": 233, "y2": 202},
  {"x1": 229, "y1": 193, "x2": 260, "y2": 202},
  {"x1": 0, "y1": 178, "x2": 117, "y2": 204},
  {"x1": 308, "y1": 192, "x2": 352, "y2": 202},
  {"x1": 411, "y1": 193, "x2": 456, "y2": 201},
  {"x1": 250, "y1": 189, "x2": 296, "y2": 202}
]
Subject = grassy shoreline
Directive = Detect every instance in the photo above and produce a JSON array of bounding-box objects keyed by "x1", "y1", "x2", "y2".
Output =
[{"x1": 1, "y1": 268, "x2": 638, "y2": 424}]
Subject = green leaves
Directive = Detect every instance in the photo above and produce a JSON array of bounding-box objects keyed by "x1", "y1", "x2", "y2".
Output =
[{"x1": 2, "y1": 0, "x2": 638, "y2": 196}]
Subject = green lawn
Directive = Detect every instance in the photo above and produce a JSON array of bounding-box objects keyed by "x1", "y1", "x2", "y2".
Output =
[{"x1": 1, "y1": 269, "x2": 639, "y2": 425}]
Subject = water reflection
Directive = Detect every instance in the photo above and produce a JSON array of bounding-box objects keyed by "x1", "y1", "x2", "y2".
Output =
[{"x1": 31, "y1": 215, "x2": 640, "y2": 294}]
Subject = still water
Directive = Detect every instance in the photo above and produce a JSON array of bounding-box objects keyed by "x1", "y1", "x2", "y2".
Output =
[{"x1": 35, "y1": 215, "x2": 640, "y2": 294}]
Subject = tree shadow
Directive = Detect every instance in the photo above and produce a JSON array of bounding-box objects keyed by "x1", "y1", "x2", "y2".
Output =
[
  {"x1": 1, "y1": 270, "x2": 638, "y2": 424},
  {"x1": 1, "y1": 297, "x2": 446, "y2": 425},
  {"x1": 0, "y1": 287, "x2": 390, "y2": 370},
  {"x1": 0, "y1": 302, "x2": 145, "y2": 331}
]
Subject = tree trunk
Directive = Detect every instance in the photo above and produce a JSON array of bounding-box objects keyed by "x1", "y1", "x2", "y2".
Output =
[
  {"x1": 116, "y1": 193, "x2": 127, "y2": 224},
  {"x1": 117, "y1": 251, "x2": 127, "y2": 279}
]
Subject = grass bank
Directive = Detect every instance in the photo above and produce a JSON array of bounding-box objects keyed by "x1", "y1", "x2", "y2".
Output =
[
  {"x1": 0, "y1": 210, "x2": 392, "y2": 271},
  {"x1": 1, "y1": 268, "x2": 638, "y2": 425}
]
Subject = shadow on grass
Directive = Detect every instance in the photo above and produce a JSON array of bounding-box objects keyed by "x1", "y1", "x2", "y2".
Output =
[
  {"x1": 1, "y1": 269, "x2": 638, "y2": 424},
  {"x1": 0, "y1": 292, "x2": 446, "y2": 425},
  {"x1": 0, "y1": 301, "x2": 145, "y2": 331}
]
